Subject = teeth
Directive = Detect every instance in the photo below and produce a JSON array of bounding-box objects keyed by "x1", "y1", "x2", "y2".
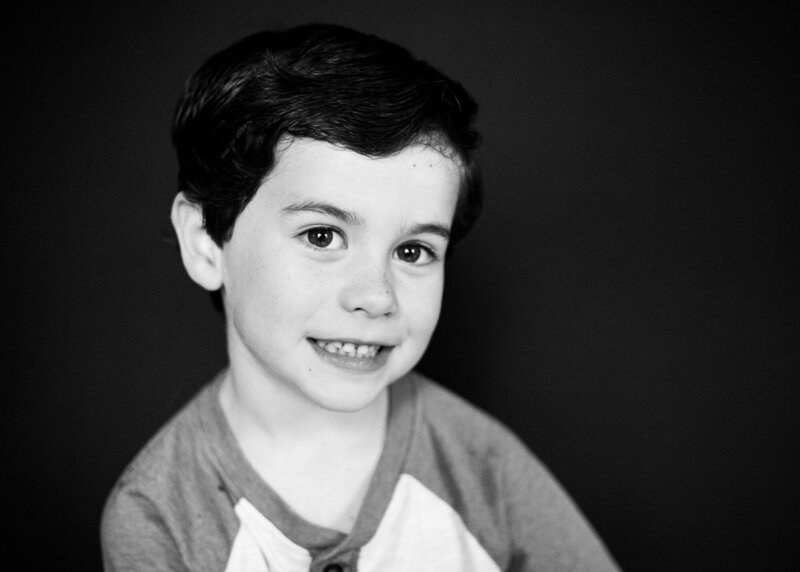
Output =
[{"x1": 315, "y1": 339, "x2": 380, "y2": 358}]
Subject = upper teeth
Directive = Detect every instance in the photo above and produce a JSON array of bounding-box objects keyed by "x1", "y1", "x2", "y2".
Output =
[{"x1": 315, "y1": 340, "x2": 380, "y2": 358}]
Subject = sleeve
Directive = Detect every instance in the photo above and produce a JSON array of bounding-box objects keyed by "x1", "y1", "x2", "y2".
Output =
[
  {"x1": 100, "y1": 487, "x2": 189, "y2": 572},
  {"x1": 500, "y1": 436, "x2": 621, "y2": 572}
]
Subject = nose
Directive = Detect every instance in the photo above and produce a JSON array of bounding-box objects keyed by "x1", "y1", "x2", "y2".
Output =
[{"x1": 339, "y1": 264, "x2": 399, "y2": 318}]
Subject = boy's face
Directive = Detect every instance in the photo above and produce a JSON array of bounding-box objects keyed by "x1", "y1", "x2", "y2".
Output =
[{"x1": 219, "y1": 138, "x2": 461, "y2": 412}]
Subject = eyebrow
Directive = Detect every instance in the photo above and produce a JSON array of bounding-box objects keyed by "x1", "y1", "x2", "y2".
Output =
[
  {"x1": 281, "y1": 200, "x2": 365, "y2": 225},
  {"x1": 406, "y1": 223, "x2": 451, "y2": 241},
  {"x1": 281, "y1": 200, "x2": 450, "y2": 240}
]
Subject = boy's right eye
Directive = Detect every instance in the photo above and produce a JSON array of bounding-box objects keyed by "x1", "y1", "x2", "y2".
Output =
[{"x1": 301, "y1": 226, "x2": 346, "y2": 250}]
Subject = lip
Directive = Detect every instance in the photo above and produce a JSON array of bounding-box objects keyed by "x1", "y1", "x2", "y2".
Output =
[{"x1": 308, "y1": 338, "x2": 393, "y2": 372}]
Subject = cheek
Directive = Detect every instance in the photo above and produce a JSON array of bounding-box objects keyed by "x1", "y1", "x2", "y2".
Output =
[
  {"x1": 403, "y1": 274, "x2": 445, "y2": 333},
  {"x1": 245, "y1": 255, "x2": 332, "y2": 321}
]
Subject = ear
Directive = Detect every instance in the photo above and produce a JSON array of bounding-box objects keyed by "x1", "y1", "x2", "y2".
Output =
[{"x1": 170, "y1": 192, "x2": 224, "y2": 291}]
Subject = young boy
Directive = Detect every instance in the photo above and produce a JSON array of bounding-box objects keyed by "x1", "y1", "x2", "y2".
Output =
[{"x1": 101, "y1": 24, "x2": 619, "y2": 571}]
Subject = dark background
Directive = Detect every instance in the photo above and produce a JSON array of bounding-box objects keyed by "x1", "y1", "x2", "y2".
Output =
[{"x1": 5, "y1": 1, "x2": 797, "y2": 570}]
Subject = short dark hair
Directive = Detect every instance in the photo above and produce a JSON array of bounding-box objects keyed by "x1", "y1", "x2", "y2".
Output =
[{"x1": 172, "y1": 23, "x2": 482, "y2": 247}]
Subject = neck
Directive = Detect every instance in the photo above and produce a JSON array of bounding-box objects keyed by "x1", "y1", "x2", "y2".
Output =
[{"x1": 219, "y1": 361, "x2": 389, "y2": 451}]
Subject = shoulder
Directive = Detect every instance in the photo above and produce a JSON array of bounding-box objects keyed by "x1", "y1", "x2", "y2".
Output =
[
  {"x1": 414, "y1": 377, "x2": 560, "y2": 497},
  {"x1": 103, "y1": 382, "x2": 210, "y2": 511},
  {"x1": 410, "y1": 372, "x2": 532, "y2": 462},
  {"x1": 101, "y1": 379, "x2": 236, "y2": 571},
  {"x1": 406, "y1": 373, "x2": 620, "y2": 571},
  {"x1": 405, "y1": 373, "x2": 546, "y2": 534}
]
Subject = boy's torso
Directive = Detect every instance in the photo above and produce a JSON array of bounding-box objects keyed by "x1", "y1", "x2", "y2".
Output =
[{"x1": 101, "y1": 371, "x2": 619, "y2": 572}]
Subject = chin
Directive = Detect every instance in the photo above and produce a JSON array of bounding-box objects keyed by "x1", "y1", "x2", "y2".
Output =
[{"x1": 302, "y1": 375, "x2": 393, "y2": 413}]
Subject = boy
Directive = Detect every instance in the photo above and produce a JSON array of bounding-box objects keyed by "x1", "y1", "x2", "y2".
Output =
[{"x1": 101, "y1": 24, "x2": 620, "y2": 571}]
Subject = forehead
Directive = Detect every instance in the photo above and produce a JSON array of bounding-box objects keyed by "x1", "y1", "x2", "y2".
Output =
[{"x1": 261, "y1": 138, "x2": 463, "y2": 207}]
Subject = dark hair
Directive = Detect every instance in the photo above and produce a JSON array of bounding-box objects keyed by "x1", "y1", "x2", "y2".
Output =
[{"x1": 173, "y1": 23, "x2": 482, "y2": 249}]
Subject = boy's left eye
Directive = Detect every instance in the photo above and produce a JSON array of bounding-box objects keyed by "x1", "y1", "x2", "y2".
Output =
[{"x1": 395, "y1": 243, "x2": 436, "y2": 265}]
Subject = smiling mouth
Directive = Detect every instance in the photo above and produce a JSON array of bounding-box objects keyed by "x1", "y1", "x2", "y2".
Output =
[
  {"x1": 311, "y1": 339, "x2": 385, "y2": 358},
  {"x1": 308, "y1": 338, "x2": 393, "y2": 372}
]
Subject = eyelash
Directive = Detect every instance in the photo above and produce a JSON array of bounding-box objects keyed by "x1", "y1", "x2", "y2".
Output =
[
  {"x1": 298, "y1": 226, "x2": 440, "y2": 265},
  {"x1": 395, "y1": 242, "x2": 438, "y2": 265},
  {"x1": 300, "y1": 226, "x2": 347, "y2": 251}
]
